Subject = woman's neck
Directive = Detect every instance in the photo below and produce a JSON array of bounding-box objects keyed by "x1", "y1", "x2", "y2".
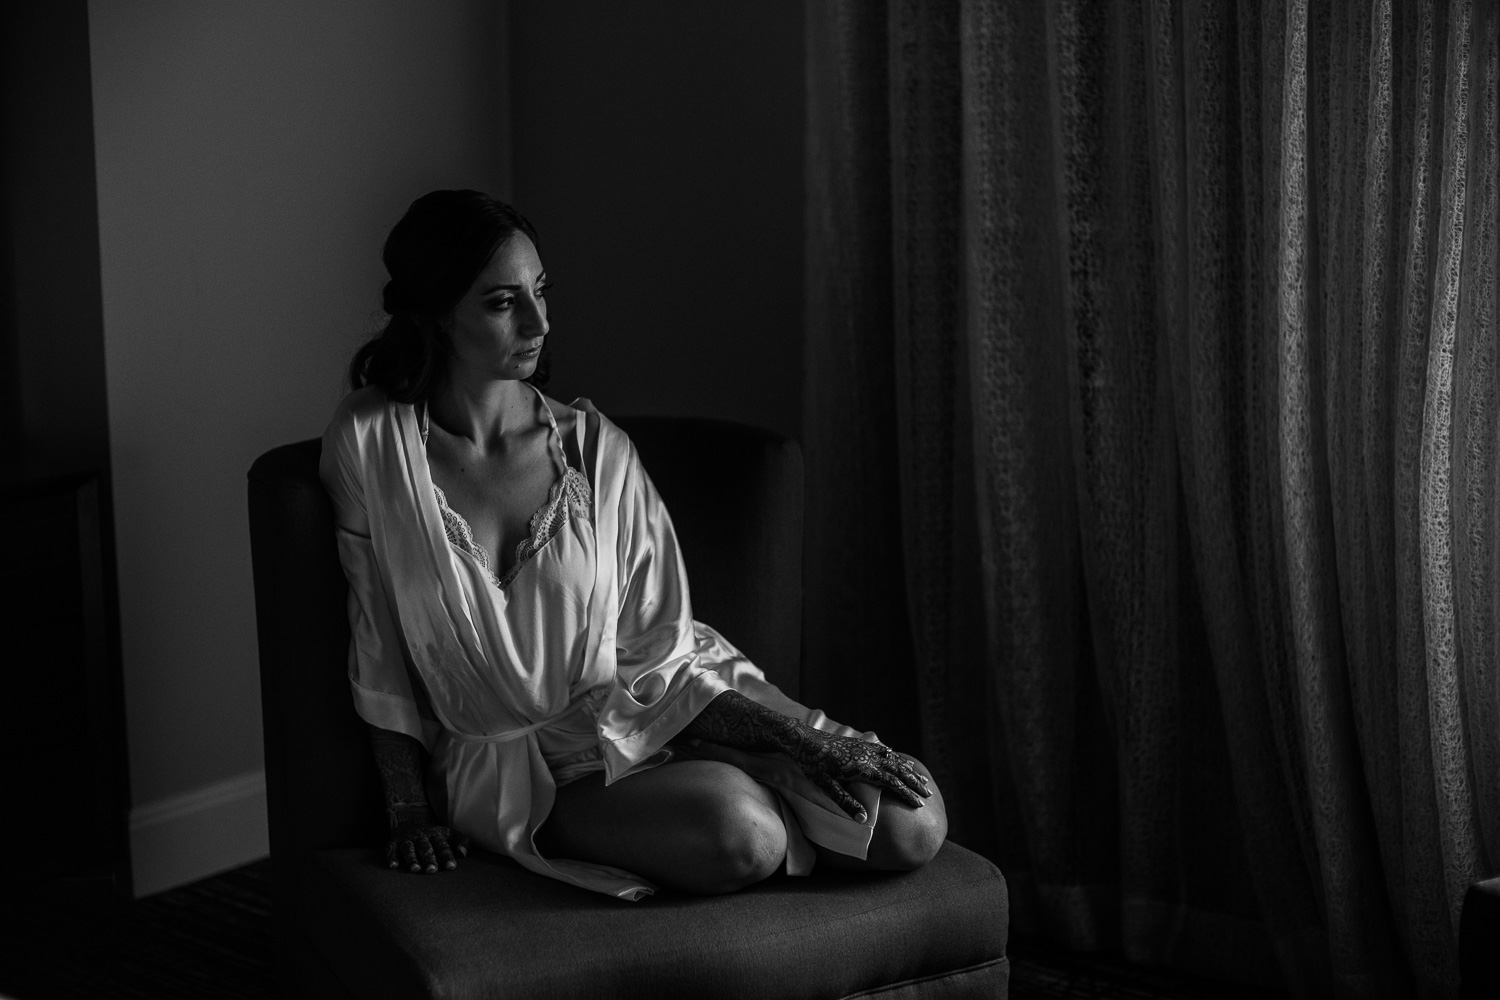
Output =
[{"x1": 427, "y1": 374, "x2": 536, "y2": 450}]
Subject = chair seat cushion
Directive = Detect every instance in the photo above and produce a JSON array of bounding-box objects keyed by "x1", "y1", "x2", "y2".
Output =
[{"x1": 296, "y1": 840, "x2": 1008, "y2": 1000}]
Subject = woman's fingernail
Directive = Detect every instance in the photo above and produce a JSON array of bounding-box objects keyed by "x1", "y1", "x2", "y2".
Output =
[{"x1": 445, "y1": 861, "x2": 456, "y2": 870}]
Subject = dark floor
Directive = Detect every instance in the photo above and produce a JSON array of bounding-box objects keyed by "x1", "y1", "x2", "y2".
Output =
[
  {"x1": 0, "y1": 861, "x2": 1284, "y2": 999},
  {"x1": 1004, "y1": 935, "x2": 1284, "y2": 1000},
  {"x1": 0, "y1": 864, "x2": 274, "y2": 1000}
]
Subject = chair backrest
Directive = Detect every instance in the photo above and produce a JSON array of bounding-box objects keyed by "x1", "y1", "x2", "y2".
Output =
[
  {"x1": 616, "y1": 416, "x2": 803, "y2": 696},
  {"x1": 247, "y1": 416, "x2": 803, "y2": 862}
]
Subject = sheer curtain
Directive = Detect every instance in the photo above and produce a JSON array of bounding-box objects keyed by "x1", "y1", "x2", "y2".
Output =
[{"x1": 803, "y1": 2, "x2": 1498, "y2": 996}]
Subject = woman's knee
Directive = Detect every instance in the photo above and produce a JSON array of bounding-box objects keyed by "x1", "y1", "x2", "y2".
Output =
[
  {"x1": 539, "y1": 760, "x2": 786, "y2": 893},
  {"x1": 698, "y1": 793, "x2": 787, "y2": 891},
  {"x1": 667, "y1": 763, "x2": 786, "y2": 893},
  {"x1": 878, "y1": 799, "x2": 947, "y2": 870},
  {"x1": 869, "y1": 760, "x2": 948, "y2": 871}
]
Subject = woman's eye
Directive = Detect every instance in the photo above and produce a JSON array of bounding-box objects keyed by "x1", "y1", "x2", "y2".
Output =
[
  {"x1": 537, "y1": 282, "x2": 553, "y2": 298},
  {"x1": 489, "y1": 297, "x2": 514, "y2": 311}
]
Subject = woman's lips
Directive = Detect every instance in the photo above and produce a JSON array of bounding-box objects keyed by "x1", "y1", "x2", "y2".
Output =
[{"x1": 516, "y1": 344, "x2": 542, "y2": 358}]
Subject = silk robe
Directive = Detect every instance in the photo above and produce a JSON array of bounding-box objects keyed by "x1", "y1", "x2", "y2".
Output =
[{"x1": 320, "y1": 386, "x2": 881, "y2": 899}]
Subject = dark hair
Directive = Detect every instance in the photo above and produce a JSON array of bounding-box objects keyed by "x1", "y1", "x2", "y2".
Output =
[{"x1": 348, "y1": 190, "x2": 547, "y2": 402}]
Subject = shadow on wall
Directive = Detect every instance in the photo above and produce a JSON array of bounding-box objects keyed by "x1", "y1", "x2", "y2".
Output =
[{"x1": 86, "y1": 0, "x2": 507, "y2": 895}]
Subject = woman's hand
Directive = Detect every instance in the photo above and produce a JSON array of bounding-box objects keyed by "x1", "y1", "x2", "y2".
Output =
[
  {"x1": 367, "y1": 724, "x2": 468, "y2": 873},
  {"x1": 386, "y1": 809, "x2": 469, "y2": 873},
  {"x1": 683, "y1": 690, "x2": 932, "y2": 822},
  {"x1": 780, "y1": 725, "x2": 930, "y2": 822}
]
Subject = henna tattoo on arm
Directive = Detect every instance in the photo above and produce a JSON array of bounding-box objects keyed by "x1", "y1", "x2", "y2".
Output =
[
  {"x1": 682, "y1": 690, "x2": 799, "y2": 753},
  {"x1": 367, "y1": 724, "x2": 468, "y2": 873},
  {"x1": 369, "y1": 725, "x2": 431, "y2": 824},
  {"x1": 683, "y1": 692, "x2": 932, "y2": 821}
]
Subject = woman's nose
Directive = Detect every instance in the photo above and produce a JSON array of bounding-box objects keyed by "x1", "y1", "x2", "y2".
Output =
[{"x1": 522, "y1": 297, "x2": 549, "y2": 338}]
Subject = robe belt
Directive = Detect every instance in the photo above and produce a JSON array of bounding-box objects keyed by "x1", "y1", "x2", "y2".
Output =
[{"x1": 446, "y1": 697, "x2": 590, "y2": 745}]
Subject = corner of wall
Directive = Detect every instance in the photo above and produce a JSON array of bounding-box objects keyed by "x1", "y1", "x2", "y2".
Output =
[{"x1": 128, "y1": 770, "x2": 268, "y2": 897}]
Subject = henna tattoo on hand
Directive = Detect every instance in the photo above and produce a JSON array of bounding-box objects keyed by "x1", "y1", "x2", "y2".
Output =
[
  {"x1": 384, "y1": 819, "x2": 467, "y2": 873},
  {"x1": 683, "y1": 691, "x2": 932, "y2": 821},
  {"x1": 367, "y1": 725, "x2": 468, "y2": 873}
]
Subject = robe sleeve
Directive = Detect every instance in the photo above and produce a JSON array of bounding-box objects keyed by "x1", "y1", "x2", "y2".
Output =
[
  {"x1": 320, "y1": 403, "x2": 441, "y2": 750},
  {"x1": 596, "y1": 439, "x2": 731, "y2": 781}
]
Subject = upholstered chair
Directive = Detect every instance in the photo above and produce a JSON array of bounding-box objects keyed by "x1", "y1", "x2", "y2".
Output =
[
  {"x1": 248, "y1": 415, "x2": 1010, "y2": 999},
  {"x1": 1462, "y1": 876, "x2": 1500, "y2": 998}
]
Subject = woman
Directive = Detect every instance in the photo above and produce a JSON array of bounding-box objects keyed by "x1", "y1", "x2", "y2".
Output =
[{"x1": 322, "y1": 190, "x2": 946, "y2": 899}]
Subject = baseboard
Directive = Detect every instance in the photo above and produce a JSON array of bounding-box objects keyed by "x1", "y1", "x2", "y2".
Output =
[{"x1": 129, "y1": 769, "x2": 269, "y2": 897}]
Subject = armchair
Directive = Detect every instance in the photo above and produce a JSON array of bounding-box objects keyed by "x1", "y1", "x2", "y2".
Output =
[{"x1": 248, "y1": 415, "x2": 1009, "y2": 999}]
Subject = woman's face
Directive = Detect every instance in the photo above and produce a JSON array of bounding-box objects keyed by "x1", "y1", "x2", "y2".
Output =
[{"x1": 446, "y1": 233, "x2": 549, "y2": 382}]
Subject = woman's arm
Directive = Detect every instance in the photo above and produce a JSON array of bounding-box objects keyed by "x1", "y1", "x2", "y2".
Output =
[
  {"x1": 368, "y1": 724, "x2": 468, "y2": 873},
  {"x1": 682, "y1": 691, "x2": 931, "y2": 822},
  {"x1": 603, "y1": 424, "x2": 927, "y2": 814},
  {"x1": 323, "y1": 404, "x2": 458, "y2": 871}
]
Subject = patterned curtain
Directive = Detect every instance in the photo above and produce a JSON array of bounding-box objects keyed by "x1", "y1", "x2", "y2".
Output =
[{"x1": 803, "y1": 1, "x2": 1499, "y2": 996}]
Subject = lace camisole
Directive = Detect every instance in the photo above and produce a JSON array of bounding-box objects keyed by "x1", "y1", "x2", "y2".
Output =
[{"x1": 422, "y1": 385, "x2": 594, "y2": 591}]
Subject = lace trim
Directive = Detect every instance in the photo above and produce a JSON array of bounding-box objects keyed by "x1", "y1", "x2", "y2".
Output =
[{"x1": 434, "y1": 468, "x2": 593, "y2": 590}]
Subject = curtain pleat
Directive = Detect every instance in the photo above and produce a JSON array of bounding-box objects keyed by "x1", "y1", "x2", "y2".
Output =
[
  {"x1": 1159, "y1": 0, "x2": 1336, "y2": 986},
  {"x1": 960, "y1": 0, "x2": 1124, "y2": 948},
  {"x1": 1277, "y1": 1, "x2": 1404, "y2": 993},
  {"x1": 1456, "y1": 2, "x2": 1500, "y2": 876},
  {"x1": 804, "y1": 1, "x2": 1500, "y2": 995},
  {"x1": 802, "y1": 1, "x2": 924, "y2": 754},
  {"x1": 1417, "y1": 1, "x2": 1485, "y2": 946},
  {"x1": 1387, "y1": 2, "x2": 1460, "y2": 994},
  {"x1": 1049, "y1": 0, "x2": 1188, "y2": 961},
  {"x1": 886, "y1": 0, "x2": 999, "y2": 863},
  {"x1": 1345, "y1": 0, "x2": 1415, "y2": 979}
]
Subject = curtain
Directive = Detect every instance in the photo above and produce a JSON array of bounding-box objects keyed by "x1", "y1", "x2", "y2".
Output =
[{"x1": 803, "y1": 2, "x2": 1499, "y2": 996}]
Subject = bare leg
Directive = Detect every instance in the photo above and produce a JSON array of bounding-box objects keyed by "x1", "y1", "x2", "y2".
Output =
[
  {"x1": 817, "y1": 756, "x2": 947, "y2": 872},
  {"x1": 537, "y1": 759, "x2": 787, "y2": 895}
]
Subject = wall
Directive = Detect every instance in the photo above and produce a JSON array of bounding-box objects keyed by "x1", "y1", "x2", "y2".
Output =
[
  {"x1": 509, "y1": 0, "x2": 805, "y2": 443},
  {"x1": 87, "y1": 0, "x2": 508, "y2": 895}
]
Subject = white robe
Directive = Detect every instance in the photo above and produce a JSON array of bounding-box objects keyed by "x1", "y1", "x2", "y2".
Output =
[{"x1": 320, "y1": 386, "x2": 881, "y2": 899}]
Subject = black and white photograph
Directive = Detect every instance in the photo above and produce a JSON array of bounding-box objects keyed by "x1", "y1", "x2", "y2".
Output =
[{"x1": 1, "y1": 2, "x2": 1497, "y2": 998}]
